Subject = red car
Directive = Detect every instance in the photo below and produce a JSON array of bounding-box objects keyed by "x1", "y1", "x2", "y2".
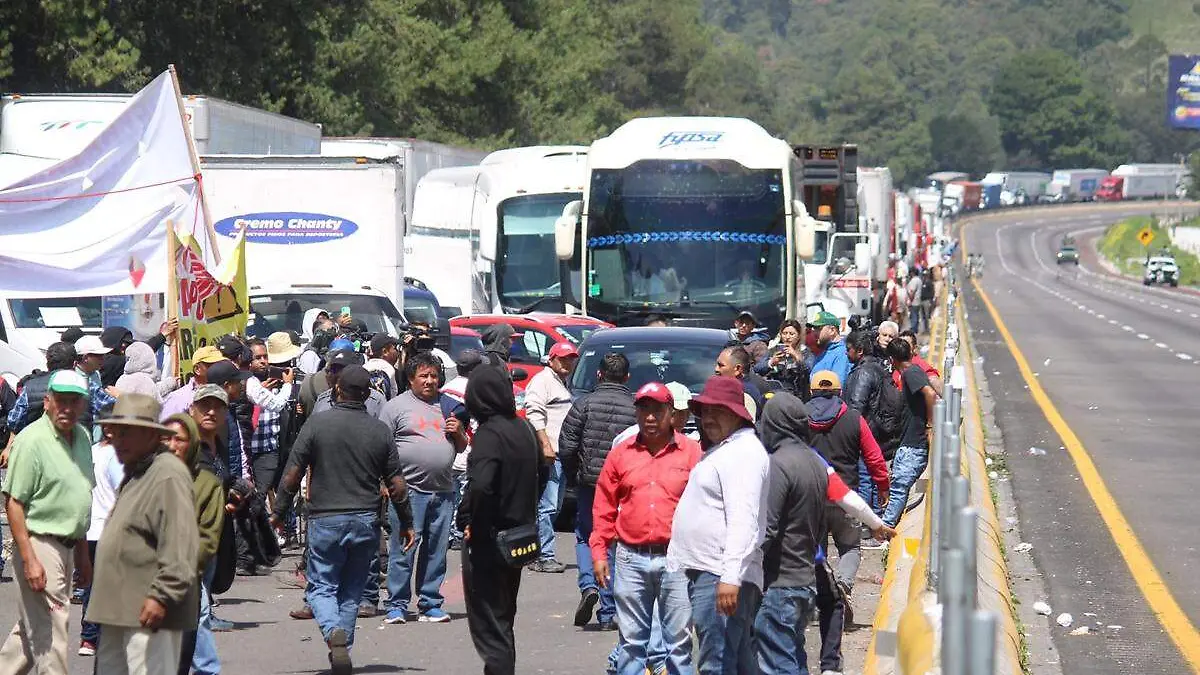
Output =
[{"x1": 449, "y1": 313, "x2": 613, "y2": 389}]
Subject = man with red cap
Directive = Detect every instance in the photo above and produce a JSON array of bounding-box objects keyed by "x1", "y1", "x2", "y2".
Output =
[
  {"x1": 523, "y1": 341, "x2": 579, "y2": 574},
  {"x1": 591, "y1": 382, "x2": 701, "y2": 675},
  {"x1": 667, "y1": 376, "x2": 770, "y2": 675}
]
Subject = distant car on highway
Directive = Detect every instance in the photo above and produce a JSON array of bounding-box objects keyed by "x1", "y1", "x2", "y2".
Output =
[
  {"x1": 1056, "y1": 246, "x2": 1080, "y2": 265},
  {"x1": 450, "y1": 312, "x2": 612, "y2": 389}
]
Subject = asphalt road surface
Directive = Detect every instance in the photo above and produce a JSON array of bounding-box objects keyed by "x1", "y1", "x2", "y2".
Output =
[
  {"x1": 0, "y1": 531, "x2": 884, "y2": 674},
  {"x1": 960, "y1": 203, "x2": 1200, "y2": 675}
]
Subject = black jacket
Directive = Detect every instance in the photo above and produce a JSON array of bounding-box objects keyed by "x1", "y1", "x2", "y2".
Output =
[
  {"x1": 559, "y1": 381, "x2": 636, "y2": 487},
  {"x1": 758, "y1": 393, "x2": 828, "y2": 589},
  {"x1": 845, "y1": 355, "x2": 887, "y2": 424},
  {"x1": 459, "y1": 366, "x2": 543, "y2": 542}
]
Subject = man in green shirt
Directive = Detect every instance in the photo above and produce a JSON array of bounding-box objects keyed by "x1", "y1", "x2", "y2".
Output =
[{"x1": 0, "y1": 370, "x2": 94, "y2": 675}]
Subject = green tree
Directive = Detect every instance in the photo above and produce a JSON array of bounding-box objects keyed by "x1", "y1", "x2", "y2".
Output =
[{"x1": 989, "y1": 49, "x2": 1126, "y2": 168}]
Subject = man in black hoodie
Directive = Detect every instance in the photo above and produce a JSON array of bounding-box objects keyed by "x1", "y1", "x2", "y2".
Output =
[
  {"x1": 459, "y1": 365, "x2": 543, "y2": 675},
  {"x1": 478, "y1": 323, "x2": 516, "y2": 377},
  {"x1": 559, "y1": 353, "x2": 636, "y2": 631},
  {"x1": 756, "y1": 393, "x2": 893, "y2": 674}
]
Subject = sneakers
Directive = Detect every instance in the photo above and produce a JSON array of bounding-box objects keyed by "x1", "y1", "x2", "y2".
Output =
[
  {"x1": 598, "y1": 619, "x2": 618, "y2": 631},
  {"x1": 528, "y1": 559, "x2": 567, "y2": 573},
  {"x1": 78, "y1": 640, "x2": 96, "y2": 657},
  {"x1": 418, "y1": 608, "x2": 451, "y2": 623},
  {"x1": 860, "y1": 538, "x2": 887, "y2": 550},
  {"x1": 357, "y1": 604, "x2": 379, "y2": 618},
  {"x1": 574, "y1": 588, "x2": 599, "y2": 627},
  {"x1": 327, "y1": 627, "x2": 352, "y2": 675},
  {"x1": 383, "y1": 609, "x2": 408, "y2": 624}
]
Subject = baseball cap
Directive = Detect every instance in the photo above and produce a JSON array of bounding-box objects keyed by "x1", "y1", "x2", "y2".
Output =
[
  {"x1": 634, "y1": 381, "x2": 673, "y2": 406},
  {"x1": 207, "y1": 360, "x2": 251, "y2": 386},
  {"x1": 735, "y1": 311, "x2": 758, "y2": 326},
  {"x1": 326, "y1": 348, "x2": 364, "y2": 368},
  {"x1": 75, "y1": 335, "x2": 111, "y2": 356},
  {"x1": 192, "y1": 345, "x2": 226, "y2": 364},
  {"x1": 455, "y1": 349, "x2": 484, "y2": 372},
  {"x1": 217, "y1": 335, "x2": 246, "y2": 361},
  {"x1": 370, "y1": 334, "x2": 398, "y2": 357},
  {"x1": 338, "y1": 364, "x2": 371, "y2": 396},
  {"x1": 328, "y1": 337, "x2": 356, "y2": 353},
  {"x1": 810, "y1": 311, "x2": 840, "y2": 328},
  {"x1": 810, "y1": 369, "x2": 842, "y2": 391},
  {"x1": 548, "y1": 342, "x2": 579, "y2": 359},
  {"x1": 193, "y1": 383, "x2": 229, "y2": 406},
  {"x1": 665, "y1": 382, "x2": 692, "y2": 412},
  {"x1": 47, "y1": 370, "x2": 89, "y2": 396}
]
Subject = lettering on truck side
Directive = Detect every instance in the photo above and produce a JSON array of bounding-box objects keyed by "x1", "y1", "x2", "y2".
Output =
[{"x1": 657, "y1": 131, "x2": 725, "y2": 148}]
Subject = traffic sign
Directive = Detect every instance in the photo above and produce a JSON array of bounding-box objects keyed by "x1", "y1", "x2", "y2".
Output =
[{"x1": 1138, "y1": 227, "x2": 1155, "y2": 246}]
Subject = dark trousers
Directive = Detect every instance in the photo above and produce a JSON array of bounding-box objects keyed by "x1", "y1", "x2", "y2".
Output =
[
  {"x1": 815, "y1": 564, "x2": 844, "y2": 672},
  {"x1": 462, "y1": 543, "x2": 522, "y2": 675},
  {"x1": 251, "y1": 452, "x2": 280, "y2": 495}
]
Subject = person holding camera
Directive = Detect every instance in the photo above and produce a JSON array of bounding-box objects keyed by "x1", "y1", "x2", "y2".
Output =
[{"x1": 753, "y1": 319, "x2": 811, "y2": 400}]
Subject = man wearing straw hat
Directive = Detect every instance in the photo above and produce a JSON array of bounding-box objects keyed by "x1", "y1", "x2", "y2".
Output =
[
  {"x1": 88, "y1": 393, "x2": 199, "y2": 674},
  {"x1": 667, "y1": 375, "x2": 770, "y2": 675}
]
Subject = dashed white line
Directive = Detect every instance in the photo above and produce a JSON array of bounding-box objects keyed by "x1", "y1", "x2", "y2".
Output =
[
  {"x1": 1122, "y1": 325, "x2": 1134, "y2": 331},
  {"x1": 1109, "y1": 319, "x2": 1118, "y2": 325},
  {"x1": 1178, "y1": 353, "x2": 1194, "y2": 361},
  {"x1": 1155, "y1": 342, "x2": 1169, "y2": 349},
  {"x1": 1137, "y1": 333, "x2": 1150, "y2": 340}
]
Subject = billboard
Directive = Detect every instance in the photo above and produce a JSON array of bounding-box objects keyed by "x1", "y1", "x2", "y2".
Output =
[{"x1": 1168, "y1": 55, "x2": 1200, "y2": 130}]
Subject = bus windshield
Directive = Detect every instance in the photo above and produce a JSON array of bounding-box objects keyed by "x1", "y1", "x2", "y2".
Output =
[
  {"x1": 496, "y1": 193, "x2": 582, "y2": 311},
  {"x1": 585, "y1": 160, "x2": 786, "y2": 313}
]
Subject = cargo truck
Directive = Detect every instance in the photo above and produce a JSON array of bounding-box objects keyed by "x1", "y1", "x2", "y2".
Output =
[
  {"x1": 1095, "y1": 164, "x2": 1189, "y2": 201},
  {"x1": 1048, "y1": 168, "x2": 1108, "y2": 201},
  {"x1": 0, "y1": 93, "x2": 321, "y2": 160}
]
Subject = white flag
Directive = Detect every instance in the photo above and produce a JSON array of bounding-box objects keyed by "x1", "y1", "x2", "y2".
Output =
[{"x1": 0, "y1": 70, "x2": 198, "y2": 297}]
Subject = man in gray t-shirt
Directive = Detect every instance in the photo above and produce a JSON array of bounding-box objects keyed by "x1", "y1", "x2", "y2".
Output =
[{"x1": 378, "y1": 353, "x2": 467, "y2": 624}]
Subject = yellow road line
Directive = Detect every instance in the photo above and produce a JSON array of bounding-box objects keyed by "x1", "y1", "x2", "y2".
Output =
[{"x1": 963, "y1": 225, "x2": 1200, "y2": 672}]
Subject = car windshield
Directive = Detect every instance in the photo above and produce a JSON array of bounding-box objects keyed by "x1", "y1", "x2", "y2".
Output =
[
  {"x1": 553, "y1": 324, "x2": 604, "y2": 345},
  {"x1": 569, "y1": 337, "x2": 727, "y2": 395},
  {"x1": 247, "y1": 293, "x2": 403, "y2": 339},
  {"x1": 9, "y1": 297, "x2": 104, "y2": 329},
  {"x1": 586, "y1": 160, "x2": 786, "y2": 314},
  {"x1": 404, "y1": 295, "x2": 440, "y2": 325},
  {"x1": 1060, "y1": 247, "x2": 1077, "y2": 253},
  {"x1": 449, "y1": 333, "x2": 485, "y2": 360},
  {"x1": 497, "y1": 193, "x2": 583, "y2": 311}
]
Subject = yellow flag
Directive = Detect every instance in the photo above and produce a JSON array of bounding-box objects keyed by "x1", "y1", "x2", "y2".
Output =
[{"x1": 171, "y1": 226, "x2": 249, "y2": 377}]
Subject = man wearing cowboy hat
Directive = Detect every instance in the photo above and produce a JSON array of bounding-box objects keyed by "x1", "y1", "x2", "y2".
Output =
[
  {"x1": 88, "y1": 393, "x2": 199, "y2": 675},
  {"x1": 667, "y1": 375, "x2": 770, "y2": 675}
]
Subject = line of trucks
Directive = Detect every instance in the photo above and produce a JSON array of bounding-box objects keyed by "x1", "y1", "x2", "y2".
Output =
[{"x1": 918, "y1": 163, "x2": 1191, "y2": 217}]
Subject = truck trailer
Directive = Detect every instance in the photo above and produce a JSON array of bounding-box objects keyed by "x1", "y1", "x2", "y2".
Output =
[
  {"x1": 1048, "y1": 168, "x2": 1108, "y2": 201},
  {"x1": 1095, "y1": 164, "x2": 1189, "y2": 201}
]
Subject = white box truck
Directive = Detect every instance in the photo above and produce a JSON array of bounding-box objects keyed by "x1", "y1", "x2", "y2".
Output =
[
  {"x1": 1048, "y1": 168, "x2": 1109, "y2": 201},
  {"x1": 1095, "y1": 164, "x2": 1190, "y2": 201},
  {"x1": 0, "y1": 93, "x2": 321, "y2": 160}
]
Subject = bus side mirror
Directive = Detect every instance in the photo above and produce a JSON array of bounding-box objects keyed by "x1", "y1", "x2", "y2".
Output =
[
  {"x1": 555, "y1": 200, "x2": 582, "y2": 260},
  {"x1": 792, "y1": 200, "x2": 816, "y2": 259},
  {"x1": 854, "y1": 242, "x2": 872, "y2": 275}
]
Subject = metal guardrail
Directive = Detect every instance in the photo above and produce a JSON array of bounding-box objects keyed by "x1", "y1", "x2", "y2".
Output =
[{"x1": 925, "y1": 265, "x2": 999, "y2": 674}]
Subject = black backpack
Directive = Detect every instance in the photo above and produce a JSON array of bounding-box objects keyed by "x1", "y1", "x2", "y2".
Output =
[{"x1": 870, "y1": 378, "x2": 910, "y2": 460}]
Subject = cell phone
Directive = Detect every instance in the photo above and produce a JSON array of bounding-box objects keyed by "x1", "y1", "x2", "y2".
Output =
[
  {"x1": 340, "y1": 305, "x2": 352, "y2": 317},
  {"x1": 267, "y1": 366, "x2": 287, "y2": 380}
]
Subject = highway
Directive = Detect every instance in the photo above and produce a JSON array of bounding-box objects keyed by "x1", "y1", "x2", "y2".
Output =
[{"x1": 961, "y1": 204, "x2": 1200, "y2": 674}]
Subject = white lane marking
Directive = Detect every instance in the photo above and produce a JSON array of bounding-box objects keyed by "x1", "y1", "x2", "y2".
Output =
[
  {"x1": 1109, "y1": 319, "x2": 1118, "y2": 324},
  {"x1": 1178, "y1": 353, "x2": 1193, "y2": 361},
  {"x1": 1137, "y1": 333, "x2": 1150, "y2": 339},
  {"x1": 1123, "y1": 325, "x2": 1134, "y2": 331},
  {"x1": 1155, "y1": 342, "x2": 1169, "y2": 349}
]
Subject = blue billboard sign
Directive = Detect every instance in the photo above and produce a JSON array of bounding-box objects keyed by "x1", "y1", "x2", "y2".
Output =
[
  {"x1": 213, "y1": 212, "x2": 359, "y2": 244},
  {"x1": 1167, "y1": 55, "x2": 1200, "y2": 130}
]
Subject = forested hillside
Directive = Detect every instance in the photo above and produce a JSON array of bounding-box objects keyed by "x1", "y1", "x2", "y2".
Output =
[{"x1": 1, "y1": 0, "x2": 1195, "y2": 185}]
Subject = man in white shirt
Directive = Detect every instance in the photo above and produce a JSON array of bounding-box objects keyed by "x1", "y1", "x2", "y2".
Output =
[
  {"x1": 667, "y1": 375, "x2": 769, "y2": 675},
  {"x1": 523, "y1": 341, "x2": 578, "y2": 574},
  {"x1": 78, "y1": 438, "x2": 123, "y2": 657}
]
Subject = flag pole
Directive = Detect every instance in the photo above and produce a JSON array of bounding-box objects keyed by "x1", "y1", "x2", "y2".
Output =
[
  {"x1": 166, "y1": 218, "x2": 182, "y2": 382},
  {"x1": 167, "y1": 64, "x2": 222, "y2": 265}
]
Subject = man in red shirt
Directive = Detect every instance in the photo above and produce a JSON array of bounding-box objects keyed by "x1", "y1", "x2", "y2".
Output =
[{"x1": 591, "y1": 382, "x2": 702, "y2": 675}]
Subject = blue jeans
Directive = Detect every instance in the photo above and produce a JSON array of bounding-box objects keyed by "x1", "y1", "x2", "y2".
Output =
[
  {"x1": 307, "y1": 512, "x2": 380, "y2": 647},
  {"x1": 856, "y1": 460, "x2": 883, "y2": 517},
  {"x1": 80, "y1": 541, "x2": 99, "y2": 644},
  {"x1": 608, "y1": 614, "x2": 668, "y2": 675},
  {"x1": 387, "y1": 490, "x2": 453, "y2": 614},
  {"x1": 449, "y1": 470, "x2": 468, "y2": 546},
  {"x1": 687, "y1": 570, "x2": 761, "y2": 675},
  {"x1": 537, "y1": 459, "x2": 565, "y2": 561},
  {"x1": 610, "y1": 545, "x2": 691, "y2": 675},
  {"x1": 755, "y1": 586, "x2": 817, "y2": 675},
  {"x1": 883, "y1": 445, "x2": 929, "y2": 527},
  {"x1": 361, "y1": 526, "x2": 383, "y2": 608},
  {"x1": 574, "y1": 486, "x2": 615, "y2": 623},
  {"x1": 193, "y1": 560, "x2": 221, "y2": 674}
]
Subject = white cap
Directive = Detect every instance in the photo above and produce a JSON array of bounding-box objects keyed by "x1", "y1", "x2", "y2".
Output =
[
  {"x1": 665, "y1": 382, "x2": 691, "y2": 412},
  {"x1": 75, "y1": 335, "x2": 111, "y2": 356}
]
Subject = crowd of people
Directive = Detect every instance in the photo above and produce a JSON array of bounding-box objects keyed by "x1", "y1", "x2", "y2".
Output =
[{"x1": 0, "y1": 287, "x2": 944, "y2": 675}]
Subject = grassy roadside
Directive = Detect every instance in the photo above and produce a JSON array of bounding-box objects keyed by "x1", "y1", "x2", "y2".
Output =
[{"x1": 1097, "y1": 215, "x2": 1200, "y2": 284}]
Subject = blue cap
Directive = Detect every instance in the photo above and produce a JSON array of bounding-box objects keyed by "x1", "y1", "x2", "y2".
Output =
[{"x1": 328, "y1": 337, "x2": 355, "y2": 352}]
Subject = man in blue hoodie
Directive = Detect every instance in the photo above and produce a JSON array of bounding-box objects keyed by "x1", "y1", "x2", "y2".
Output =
[{"x1": 810, "y1": 312, "x2": 850, "y2": 384}]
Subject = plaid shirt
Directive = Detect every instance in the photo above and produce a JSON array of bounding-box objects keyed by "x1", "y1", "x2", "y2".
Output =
[
  {"x1": 245, "y1": 376, "x2": 290, "y2": 457},
  {"x1": 78, "y1": 367, "x2": 116, "y2": 429}
]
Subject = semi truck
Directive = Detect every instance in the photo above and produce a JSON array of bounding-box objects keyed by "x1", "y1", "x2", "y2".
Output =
[
  {"x1": 408, "y1": 146, "x2": 588, "y2": 315},
  {"x1": 1095, "y1": 164, "x2": 1189, "y2": 201},
  {"x1": 0, "y1": 93, "x2": 321, "y2": 161},
  {"x1": 1048, "y1": 168, "x2": 1108, "y2": 201},
  {"x1": 982, "y1": 171, "x2": 1051, "y2": 205},
  {"x1": 552, "y1": 117, "x2": 822, "y2": 329}
]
